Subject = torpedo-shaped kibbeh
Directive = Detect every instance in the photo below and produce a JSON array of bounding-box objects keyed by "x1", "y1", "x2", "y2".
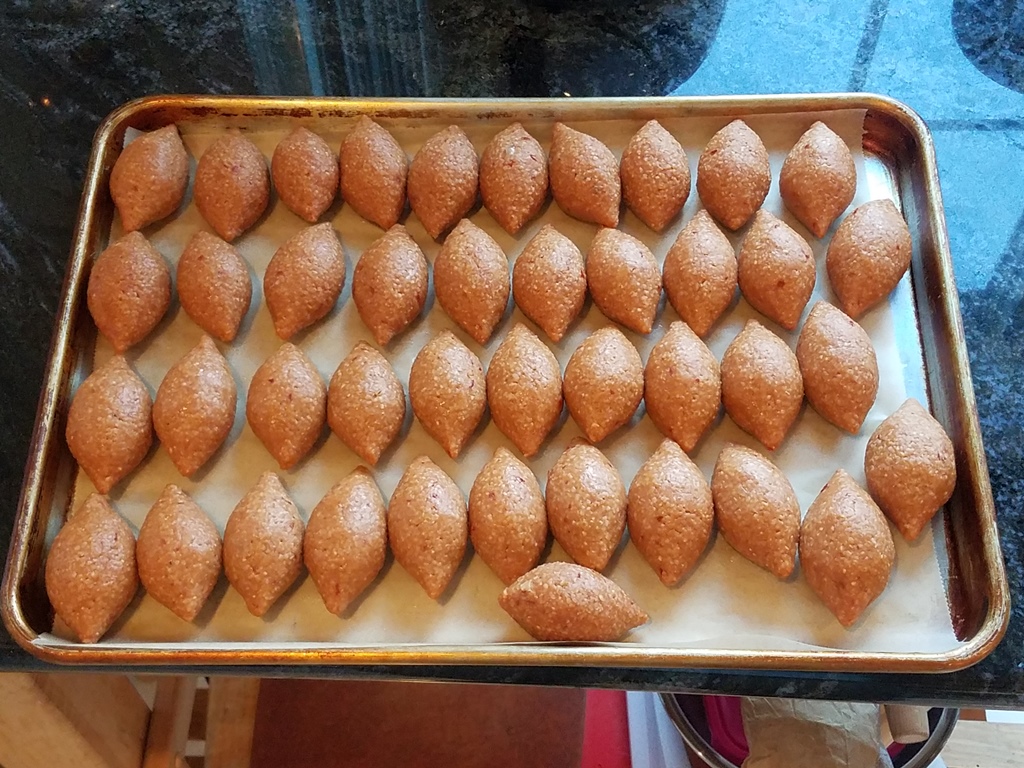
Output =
[
  {"x1": 45, "y1": 494, "x2": 138, "y2": 643},
  {"x1": 546, "y1": 442, "x2": 627, "y2": 572},
  {"x1": 737, "y1": 210, "x2": 815, "y2": 331},
  {"x1": 247, "y1": 344, "x2": 326, "y2": 469},
  {"x1": 304, "y1": 468, "x2": 387, "y2": 615},
  {"x1": 407, "y1": 125, "x2": 478, "y2": 240},
  {"x1": 697, "y1": 120, "x2": 770, "y2": 230},
  {"x1": 65, "y1": 355, "x2": 153, "y2": 494},
  {"x1": 721, "y1": 320, "x2": 804, "y2": 451},
  {"x1": 264, "y1": 223, "x2": 345, "y2": 340},
  {"x1": 433, "y1": 219, "x2": 509, "y2": 344},
  {"x1": 563, "y1": 328, "x2": 644, "y2": 444},
  {"x1": 272, "y1": 127, "x2": 338, "y2": 223},
  {"x1": 176, "y1": 231, "x2": 253, "y2": 342},
  {"x1": 712, "y1": 444, "x2": 800, "y2": 579},
  {"x1": 87, "y1": 231, "x2": 171, "y2": 353},
  {"x1": 620, "y1": 119, "x2": 690, "y2": 232},
  {"x1": 796, "y1": 301, "x2": 878, "y2": 434},
  {"x1": 327, "y1": 342, "x2": 405, "y2": 465},
  {"x1": 826, "y1": 199, "x2": 913, "y2": 318},
  {"x1": 512, "y1": 224, "x2": 587, "y2": 343},
  {"x1": 800, "y1": 469, "x2": 895, "y2": 627},
  {"x1": 586, "y1": 228, "x2": 661, "y2": 334},
  {"x1": 864, "y1": 398, "x2": 956, "y2": 541},
  {"x1": 549, "y1": 123, "x2": 620, "y2": 227},
  {"x1": 339, "y1": 116, "x2": 408, "y2": 230},
  {"x1": 223, "y1": 472, "x2": 304, "y2": 617},
  {"x1": 388, "y1": 456, "x2": 467, "y2": 599},
  {"x1": 486, "y1": 324, "x2": 562, "y2": 458},
  {"x1": 352, "y1": 225, "x2": 428, "y2": 346},
  {"x1": 409, "y1": 331, "x2": 487, "y2": 459},
  {"x1": 780, "y1": 121, "x2": 856, "y2": 238},
  {"x1": 136, "y1": 484, "x2": 222, "y2": 622},
  {"x1": 662, "y1": 209, "x2": 737, "y2": 337},
  {"x1": 110, "y1": 124, "x2": 189, "y2": 232},
  {"x1": 480, "y1": 123, "x2": 548, "y2": 234},
  {"x1": 628, "y1": 439, "x2": 714, "y2": 585},
  {"x1": 644, "y1": 321, "x2": 721, "y2": 452},
  {"x1": 469, "y1": 447, "x2": 547, "y2": 585},
  {"x1": 499, "y1": 563, "x2": 647, "y2": 641},
  {"x1": 194, "y1": 134, "x2": 269, "y2": 241},
  {"x1": 153, "y1": 336, "x2": 236, "y2": 477}
]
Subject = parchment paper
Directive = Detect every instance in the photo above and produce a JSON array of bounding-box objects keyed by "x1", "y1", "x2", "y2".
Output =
[{"x1": 51, "y1": 108, "x2": 959, "y2": 655}]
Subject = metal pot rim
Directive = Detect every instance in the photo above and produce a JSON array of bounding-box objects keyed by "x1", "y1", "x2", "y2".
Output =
[{"x1": 657, "y1": 693, "x2": 959, "y2": 768}]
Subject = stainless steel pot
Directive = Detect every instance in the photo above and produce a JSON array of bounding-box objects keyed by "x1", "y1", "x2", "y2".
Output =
[{"x1": 659, "y1": 694, "x2": 959, "y2": 768}]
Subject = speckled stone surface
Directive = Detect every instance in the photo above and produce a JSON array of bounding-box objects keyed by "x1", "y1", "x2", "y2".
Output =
[{"x1": 1, "y1": 0, "x2": 1022, "y2": 706}]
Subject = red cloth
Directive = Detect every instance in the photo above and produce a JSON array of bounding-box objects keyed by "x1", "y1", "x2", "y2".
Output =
[
  {"x1": 581, "y1": 690, "x2": 632, "y2": 768},
  {"x1": 704, "y1": 695, "x2": 749, "y2": 765}
]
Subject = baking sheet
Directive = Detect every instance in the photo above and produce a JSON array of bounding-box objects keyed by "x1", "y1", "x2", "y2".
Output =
[{"x1": 46, "y1": 108, "x2": 959, "y2": 655}]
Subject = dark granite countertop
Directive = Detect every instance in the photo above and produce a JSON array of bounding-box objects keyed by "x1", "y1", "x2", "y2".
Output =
[{"x1": 1, "y1": 1, "x2": 1021, "y2": 707}]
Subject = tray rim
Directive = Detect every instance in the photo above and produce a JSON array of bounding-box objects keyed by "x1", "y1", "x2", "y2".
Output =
[{"x1": 2, "y1": 92, "x2": 1009, "y2": 671}]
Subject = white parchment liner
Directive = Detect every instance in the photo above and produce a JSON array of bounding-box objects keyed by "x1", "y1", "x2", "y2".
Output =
[{"x1": 50, "y1": 108, "x2": 958, "y2": 655}]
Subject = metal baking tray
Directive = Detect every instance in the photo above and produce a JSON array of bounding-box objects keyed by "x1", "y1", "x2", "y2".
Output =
[{"x1": 1, "y1": 95, "x2": 1009, "y2": 670}]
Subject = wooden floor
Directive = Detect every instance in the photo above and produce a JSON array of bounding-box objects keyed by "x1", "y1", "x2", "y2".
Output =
[{"x1": 942, "y1": 721, "x2": 1024, "y2": 768}]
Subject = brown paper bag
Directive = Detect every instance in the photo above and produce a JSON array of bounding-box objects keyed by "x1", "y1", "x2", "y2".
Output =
[{"x1": 742, "y1": 698, "x2": 893, "y2": 768}]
